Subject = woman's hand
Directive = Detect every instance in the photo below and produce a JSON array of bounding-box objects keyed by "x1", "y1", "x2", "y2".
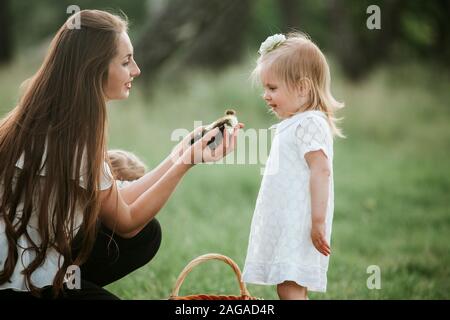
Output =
[
  {"x1": 178, "y1": 123, "x2": 244, "y2": 165},
  {"x1": 201, "y1": 123, "x2": 244, "y2": 163},
  {"x1": 170, "y1": 126, "x2": 205, "y2": 163},
  {"x1": 311, "y1": 222, "x2": 331, "y2": 256}
]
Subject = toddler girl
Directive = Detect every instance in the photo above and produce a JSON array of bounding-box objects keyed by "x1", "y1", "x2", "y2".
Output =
[
  {"x1": 108, "y1": 149, "x2": 147, "y2": 181},
  {"x1": 242, "y1": 33, "x2": 344, "y2": 300}
]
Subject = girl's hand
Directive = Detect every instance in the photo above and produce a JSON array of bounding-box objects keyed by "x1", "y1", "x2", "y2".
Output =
[
  {"x1": 311, "y1": 222, "x2": 331, "y2": 256},
  {"x1": 178, "y1": 123, "x2": 244, "y2": 165}
]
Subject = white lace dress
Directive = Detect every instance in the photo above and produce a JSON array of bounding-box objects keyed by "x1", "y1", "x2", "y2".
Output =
[{"x1": 242, "y1": 111, "x2": 334, "y2": 292}]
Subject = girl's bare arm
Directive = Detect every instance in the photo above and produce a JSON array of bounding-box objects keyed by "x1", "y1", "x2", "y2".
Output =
[{"x1": 305, "y1": 150, "x2": 332, "y2": 256}]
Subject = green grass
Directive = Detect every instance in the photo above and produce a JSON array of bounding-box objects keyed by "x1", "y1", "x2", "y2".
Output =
[{"x1": 1, "y1": 49, "x2": 449, "y2": 299}]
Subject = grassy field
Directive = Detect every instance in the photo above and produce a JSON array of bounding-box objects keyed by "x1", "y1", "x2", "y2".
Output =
[{"x1": 1, "y1": 50, "x2": 449, "y2": 299}]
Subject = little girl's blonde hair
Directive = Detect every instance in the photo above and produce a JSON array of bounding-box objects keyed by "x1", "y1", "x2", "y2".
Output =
[
  {"x1": 108, "y1": 149, "x2": 147, "y2": 181},
  {"x1": 253, "y1": 32, "x2": 345, "y2": 138}
]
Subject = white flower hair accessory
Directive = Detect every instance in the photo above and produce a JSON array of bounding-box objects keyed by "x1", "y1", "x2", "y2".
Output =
[{"x1": 258, "y1": 34, "x2": 286, "y2": 55}]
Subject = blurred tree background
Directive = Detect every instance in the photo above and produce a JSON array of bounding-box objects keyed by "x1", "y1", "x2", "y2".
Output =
[
  {"x1": 1, "y1": 0, "x2": 449, "y2": 81},
  {"x1": 0, "y1": 0, "x2": 449, "y2": 299}
]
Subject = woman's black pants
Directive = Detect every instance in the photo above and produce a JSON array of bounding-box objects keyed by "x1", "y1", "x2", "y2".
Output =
[{"x1": 0, "y1": 218, "x2": 162, "y2": 299}]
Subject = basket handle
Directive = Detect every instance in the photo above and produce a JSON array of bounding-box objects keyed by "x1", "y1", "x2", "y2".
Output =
[{"x1": 169, "y1": 253, "x2": 251, "y2": 298}]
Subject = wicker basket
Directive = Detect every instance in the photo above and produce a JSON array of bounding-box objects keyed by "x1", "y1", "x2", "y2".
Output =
[{"x1": 168, "y1": 253, "x2": 261, "y2": 300}]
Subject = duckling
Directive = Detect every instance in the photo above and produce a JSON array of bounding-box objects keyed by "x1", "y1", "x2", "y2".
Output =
[{"x1": 190, "y1": 109, "x2": 239, "y2": 149}]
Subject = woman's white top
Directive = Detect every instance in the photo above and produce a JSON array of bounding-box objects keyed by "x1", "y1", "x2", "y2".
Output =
[
  {"x1": 242, "y1": 111, "x2": 334, "y2": 292},
  {"x1": 0, "y1": 146, "x2": 113, "y2": 291}
]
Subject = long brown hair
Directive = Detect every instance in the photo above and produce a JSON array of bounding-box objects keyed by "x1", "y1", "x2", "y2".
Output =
[{"x1": 0, "y1": 10, "x2": 127, "y2": 296}]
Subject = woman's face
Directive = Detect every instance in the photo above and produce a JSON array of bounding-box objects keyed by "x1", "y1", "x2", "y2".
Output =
[{"x1": 104, "y1": 32, "x2": 141, "y2": 101}]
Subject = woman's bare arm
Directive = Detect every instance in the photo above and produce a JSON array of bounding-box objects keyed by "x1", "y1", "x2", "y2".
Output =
[
  {"x1": 98, "y1": 126, "x2": 241, "y2": 238},
  {"x1": 118, "y1": 126, "x2": 205, "y2": 205},
  {"x1": 99, "y1": 159, "x2": 192, "y2": 238},
  {"x1": 118, "y1": 154, "x2": 176, "y2": 205}
]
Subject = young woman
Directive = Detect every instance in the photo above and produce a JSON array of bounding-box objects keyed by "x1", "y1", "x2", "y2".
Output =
[{"x1": 0, "y1": 9, "x2": 242, "y2": 300}]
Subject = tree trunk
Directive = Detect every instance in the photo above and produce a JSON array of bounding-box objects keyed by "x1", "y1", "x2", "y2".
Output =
[
  {"x1": 135, "y1": 0, "x2": 251, "y2": 82},
  {"x1": 328, "y1": 0, "x2": 363, "y2": 80},
  {"x1": 278, "y1": 0, "x2": 302, "y2": 33},
  {"x1": 184, "y1": 0, "x2": 251, "y2": 68},
  {"x1": 0, "y1": 0, "x2": 13, "y2": 64},
  {"x1": 329, "y1": 0, "x2": 405, "y2": 81},
  {"x1": 433, "y1": 0, "x2": 450, "y2": 65}
]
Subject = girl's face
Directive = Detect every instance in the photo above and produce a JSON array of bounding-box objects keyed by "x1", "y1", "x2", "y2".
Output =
[
  {"x1": 261, "y1": 69, "x2": 306, "y2": 119},
  {"x1": 104, "y1": 32, "x2": 141, "y2": 101}
]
